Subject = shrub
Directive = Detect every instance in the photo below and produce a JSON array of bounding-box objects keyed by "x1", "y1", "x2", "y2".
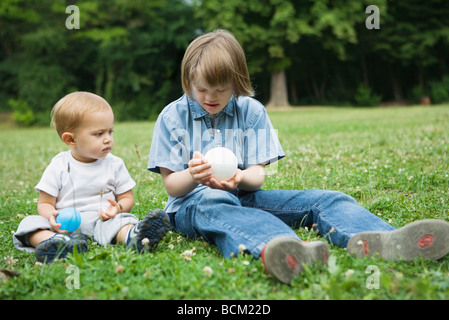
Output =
[
  {"x1": 354, "y1": 84, "x2": 382, "y2": 107},
  {"x1": 9, "y1": 98, "x2": 35, "y2": 126},
  {"x1": 430, "y1": 76, "x2": 449, "y2": 104}
]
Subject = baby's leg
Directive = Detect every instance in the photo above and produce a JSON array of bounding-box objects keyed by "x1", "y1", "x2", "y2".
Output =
[
  {"x1": 13, "y1": 215, "x2": 88, "y2": 263},
  {"x1": 94, "y1": 212, "x2": 139, "y2": 246},
  {"x1": 13, "y1": 215, "x2": 53, "y2": 252},
  {"x1": 114, "y1": 224, "x2": 134, "y2": 245},
  {"x1": 95, "y1": 210, "x2": 169, "y2": 252},
  {"x1": 28, "y1": 229, "x2": 56, "y2": 247}
]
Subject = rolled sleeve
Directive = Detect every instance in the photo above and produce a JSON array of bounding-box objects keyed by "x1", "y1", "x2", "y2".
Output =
[
  {"x1": 148, "y1": 104, "x2": 190, "y2": 174},
  {"x1": 241, "y1": 99, "x2": 285, "y2": 168}
]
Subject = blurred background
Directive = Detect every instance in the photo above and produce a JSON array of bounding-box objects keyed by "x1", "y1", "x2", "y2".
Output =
[{"x1": 1, "y1": 0, "x2": 448, "y2": 126}]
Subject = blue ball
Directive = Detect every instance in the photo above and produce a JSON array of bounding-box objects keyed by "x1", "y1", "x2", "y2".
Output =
[{"x1": 56, "y1": 208, "x2": 81, "y2": 233}]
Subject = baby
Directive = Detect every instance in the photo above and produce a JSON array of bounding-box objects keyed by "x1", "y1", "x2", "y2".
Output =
[{"x1": 13, "y1": 91, "x2": 170, "y2": 263}]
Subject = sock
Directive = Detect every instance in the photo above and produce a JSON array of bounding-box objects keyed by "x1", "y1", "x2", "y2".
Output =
[{"x1": 125, "y1": 225, "x2": 135, "y2": 245}]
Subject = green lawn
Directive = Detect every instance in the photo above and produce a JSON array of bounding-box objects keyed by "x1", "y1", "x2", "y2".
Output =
[{"x1": 1, "y1": 105, "x2": 449, "y2": 300}]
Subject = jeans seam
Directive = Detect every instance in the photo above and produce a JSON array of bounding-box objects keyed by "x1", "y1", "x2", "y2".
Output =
[{"x1": 314, "y1": 192, "x2": 353, "y2": 243}]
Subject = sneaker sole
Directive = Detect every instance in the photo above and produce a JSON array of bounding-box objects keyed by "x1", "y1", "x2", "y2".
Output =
[
  {"x1": 262, "y1": 237, "x2": 329, "y2": 284},
  {"x1": 130, "y1": 209, "x2": 170, "y2": 252},
  {"x1": 35, "y1": 237, "x2": 88, "y2": 263},
  {"x1": 347, "y1": 219, "x2": 449, "y2": 261}
]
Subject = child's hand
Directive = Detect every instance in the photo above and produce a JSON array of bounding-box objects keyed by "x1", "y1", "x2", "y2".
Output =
[
  {"x1": 49, "y1": 210, "x2": 64, "y2": 233},
  {"x1": 208, "y1": 169, "x2": 243, "y2": 191},
  {"x1": 98, "y1": 198, "x2": 121, "y2": 221},
  {"x1": 188, "y1": 151, "x2": 212, "y2": 185}
]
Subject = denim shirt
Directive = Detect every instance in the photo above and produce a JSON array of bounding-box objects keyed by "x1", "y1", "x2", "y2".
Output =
[{"x1": 148, "y1": 94, "x2": 285, "y2": 213}]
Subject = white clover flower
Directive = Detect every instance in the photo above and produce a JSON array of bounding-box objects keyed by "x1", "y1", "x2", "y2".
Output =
[
  {"x1": 181, "y1": 247, "x2": 196, "y2": 261},
  {"x1": 345, "y1": 269, "x2": 355, "y2": 279},
  {"x1": 141, "y1": 238, "x2": 150, "y2": 249},
  {"x1": 203, "y1": 266, "x2": 213, "y2": 276},
  {"x1": 4, "y1": 256, "x2": 18, "y2": 266}
]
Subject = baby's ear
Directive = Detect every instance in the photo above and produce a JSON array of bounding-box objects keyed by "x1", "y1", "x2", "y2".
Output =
[{"x1": 61, "y1": 132, "x2": 76, "y2": 147}]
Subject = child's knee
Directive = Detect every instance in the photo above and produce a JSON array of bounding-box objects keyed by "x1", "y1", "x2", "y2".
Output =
[
  {"x1": 14, "y1": 215, "x2": 52, "y2": 251},
  {"x1": 315, "y1": 189, "x2": 357, "y2": 206}
]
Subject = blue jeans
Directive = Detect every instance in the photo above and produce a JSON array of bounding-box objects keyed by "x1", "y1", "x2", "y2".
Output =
[{"x1": 170, "y1": 188, "x2": 395, "y2": 258}]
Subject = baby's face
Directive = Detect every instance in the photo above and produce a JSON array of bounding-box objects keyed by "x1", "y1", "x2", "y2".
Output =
[
  {"x1": 71, "y1": 109, "x2": 114, "y2": 163},
  {"x1": 192, "y1": 78, "x2": 233, "y2": 115}
]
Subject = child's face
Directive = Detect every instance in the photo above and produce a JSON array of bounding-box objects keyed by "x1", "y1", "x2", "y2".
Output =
[
  {"x1": 192, "y1": 79, "x2": 233, "y2": 115},
  {"x1": 70, "y1": 109, "x2": 114, "y2": 163}
]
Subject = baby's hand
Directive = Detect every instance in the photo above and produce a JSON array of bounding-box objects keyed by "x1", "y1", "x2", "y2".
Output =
[
  {"x1": 188, "y1": 151, "x2": 212, "y2": 185},
  {"x1": 98, "y1": 198, "x2": 120, "y2": 221},
  {"x1": 49, "y1": 210, "x2": 64, "y2": 233}
]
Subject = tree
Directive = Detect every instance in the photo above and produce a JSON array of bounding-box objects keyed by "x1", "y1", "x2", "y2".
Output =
[
  {"x1": 193, "y1": 0, "x2": 385, "y2": 107},
  {"x1": 365, "y1": 0, "x2": 449, "y2": 101},
  {"x1": 193, "y1": 0, "x2": 307, "y2": 107},
  {"x1": 0, "y1": 0, "x2": 75, "y2": 122},
  {"x1": 71, "y1": 0, "x2": 200, "y2": 119},
  {"x1": 1, "y1": 0, "x2": 199, "y2": 123},
  {"x1": 2, "y1": 0, "x2": 448, "y2": 124}
]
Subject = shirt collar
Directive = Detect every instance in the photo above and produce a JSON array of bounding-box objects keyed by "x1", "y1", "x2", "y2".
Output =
[{"x1": 188, "y1": 95, "x2": 235, "y2": 120}]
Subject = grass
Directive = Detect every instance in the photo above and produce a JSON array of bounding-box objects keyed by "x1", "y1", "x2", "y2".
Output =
[{"x1": 1, "y1": 105, "x2": 449, "y2": 300}]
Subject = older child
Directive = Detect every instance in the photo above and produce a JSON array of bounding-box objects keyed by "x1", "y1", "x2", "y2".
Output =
[
  {"x1": 148, "y1": 30, "x2": 449, "y2": 284},
  {"x1": 14, "y1": 92, "x2": 170, "y2": 263}
]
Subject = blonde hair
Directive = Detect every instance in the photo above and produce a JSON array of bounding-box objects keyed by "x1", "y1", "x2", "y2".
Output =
[
  {"x1": 51, "y1": 91, "x2": 112, "y2": 138},
  {"x1": 181, "y1": 29, "x2": 254, "y2": 99}
]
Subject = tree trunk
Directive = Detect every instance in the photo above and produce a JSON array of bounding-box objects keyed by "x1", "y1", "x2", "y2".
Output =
[
  {"x1": 360, "y1": 51, "x2": 369, "y2": 88},
  {"x1": 391, "y1": 74, "x2": 403, "y2": 101},
  {"x1": 104, "y1": 62, "x2": 115, "y2": 103},
  {"x1": 267, "y1": 70, "x2": 290, "y2": 108}
]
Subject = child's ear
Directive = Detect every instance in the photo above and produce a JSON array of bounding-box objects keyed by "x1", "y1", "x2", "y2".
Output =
[{"x1": 61, "y1": 132, "x2": 76, "y2": 147}]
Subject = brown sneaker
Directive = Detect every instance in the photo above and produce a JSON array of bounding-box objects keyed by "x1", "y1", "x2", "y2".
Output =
[
  {"x1": 347, "y1": 219, "x2": 449, "y2": 261},
  {"x1": 261, "y1": 237, "x2": 329, "y2": 284}
]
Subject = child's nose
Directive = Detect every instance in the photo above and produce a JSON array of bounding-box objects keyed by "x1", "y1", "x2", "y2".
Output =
[{"x1": 206, "y1": 91, "x2": 217, "y2": 100}]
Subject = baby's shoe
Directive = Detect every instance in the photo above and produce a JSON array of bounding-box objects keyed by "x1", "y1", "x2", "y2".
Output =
[
  {"x1": 261, "y1": 236, "x2": 329, "y2": 284},
  {"x1": 347, "y1": 219, "x2": 449, "y2": 261},
  {"x1": 126, "y1": 209, "x2": 170, "y2": 253},
  {"x1": 35, "y1": 233, "x2": 88, "y2": 263}
]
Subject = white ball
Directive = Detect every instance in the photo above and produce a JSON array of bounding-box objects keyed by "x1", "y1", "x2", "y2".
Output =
[{"x1": 204, "y1": 147, "x2": 238, "y2": 181}]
